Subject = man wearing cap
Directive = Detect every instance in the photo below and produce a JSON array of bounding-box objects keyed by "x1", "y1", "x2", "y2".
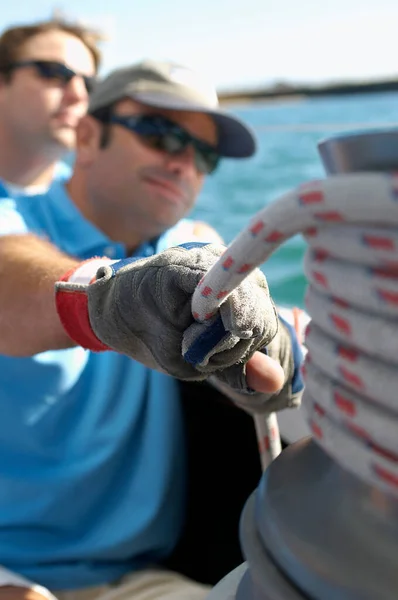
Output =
[{"x1": 0, "y1": 60, "x2": 303, "y2": 600}]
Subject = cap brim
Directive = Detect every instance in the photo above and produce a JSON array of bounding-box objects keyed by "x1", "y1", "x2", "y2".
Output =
[{"x1": 129, "y1": 91, "x2": 257, "y2": 159}]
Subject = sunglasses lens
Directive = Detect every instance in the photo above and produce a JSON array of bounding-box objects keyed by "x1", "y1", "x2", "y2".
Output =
[
  {"x1": 36, "y1": 61, "x2": 70, "y2": 83},
  {"x1": 138, "y1": 130, "x2": 184, "y2": 154},
  {"x1": 160, "y1": 133, "x2": 186, "y2": 154},
  {"x1": 34, "y1": 61, "x2": 93, "y2": 93},
  {"x1": 149, "y1": 130, "x2": 219, "y2": 174},
  {"x1": 112, "y1": 115, "x2": 220, "y2": 175},
  {"x1": 195, "y1": 150, "x2": 220, "y2": 174},
  {"x1": 139, "y1": 133, "x2": 167, "y2": 152}
]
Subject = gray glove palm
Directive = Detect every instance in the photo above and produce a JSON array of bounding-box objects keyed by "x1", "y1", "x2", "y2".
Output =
[{"x1": 57, "y1": 243, "x2": 279, "y2": 389}]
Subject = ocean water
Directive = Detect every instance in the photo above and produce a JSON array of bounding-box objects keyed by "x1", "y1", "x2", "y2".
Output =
[{"x1": 193, "y1": 91, "x2": 398, "y2": 307}]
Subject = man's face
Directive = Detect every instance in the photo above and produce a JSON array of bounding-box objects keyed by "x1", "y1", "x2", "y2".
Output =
[
  {"x1": 82, "y1": 98, "x2": 219, "y2": 243},
  {"x1": 0, "y1": 29, "x2": 96, "y2": 154}
]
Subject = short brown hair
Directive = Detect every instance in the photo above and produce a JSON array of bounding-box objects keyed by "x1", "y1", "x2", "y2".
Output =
[{"x1": 0, "y1": 19, "x2": 103, "y2": 73}]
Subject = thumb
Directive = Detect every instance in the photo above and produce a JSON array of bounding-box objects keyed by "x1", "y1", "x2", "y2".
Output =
[{"x1": 245, "y1": 351, "x2": 285, "y2": 394}]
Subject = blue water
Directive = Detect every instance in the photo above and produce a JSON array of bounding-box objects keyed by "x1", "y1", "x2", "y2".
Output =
[{"x1": 193, "y1": 91, "x2": 398, "y2": 307}]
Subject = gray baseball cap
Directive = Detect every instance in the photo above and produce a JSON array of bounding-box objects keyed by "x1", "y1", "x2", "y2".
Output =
[{"x1": 89, "y1": 59, "x2": 256, "y2": 158}]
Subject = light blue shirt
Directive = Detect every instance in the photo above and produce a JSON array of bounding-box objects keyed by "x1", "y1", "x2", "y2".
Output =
[{"x1": 0, "y1": 180, "x2": 202, "y2": 590}]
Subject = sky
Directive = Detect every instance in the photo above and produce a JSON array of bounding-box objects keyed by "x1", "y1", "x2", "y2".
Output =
[{"x1": 1, "y1": 0, "x2": 398, "y2": 91}]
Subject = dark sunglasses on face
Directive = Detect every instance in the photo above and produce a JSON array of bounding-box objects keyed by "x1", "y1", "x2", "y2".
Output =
[
  {"x1": 108, "y1": 113, "x2": 220, "y2": 175},
  {"x1": 5, "y1": 60, "x2": 96, "y2": 94}
]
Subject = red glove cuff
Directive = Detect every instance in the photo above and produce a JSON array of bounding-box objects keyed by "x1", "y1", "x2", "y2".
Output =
[{"x1": 55, "y1": 258, "x2": 113, "y2": 352}]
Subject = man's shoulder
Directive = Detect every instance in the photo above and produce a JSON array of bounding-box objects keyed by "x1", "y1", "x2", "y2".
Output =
[
  {"x1": 190, "y1": 220, "x2": 224, "y2": 244},
  {"x1": 158, "y1": 219, "x2": 223, "y2": 251},
  {"x1": 0, "y1": 179, "x2": 70, "y2": 238}
]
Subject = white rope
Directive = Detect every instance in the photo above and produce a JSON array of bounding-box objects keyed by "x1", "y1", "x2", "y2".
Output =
[{"x1": 191, "y1": 172, "x2": 398, "y2": 491}]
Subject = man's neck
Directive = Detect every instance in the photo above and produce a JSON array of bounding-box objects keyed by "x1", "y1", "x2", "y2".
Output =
[
  {"x1": 66, "y1": 171, "x2": 144, "y2": 255},
  {"x1": 0, "y1": 163, "x2": 57, "y2": 189},
  {"x1": 0, "y1": 128, "x2": 61, "y2": 188}
]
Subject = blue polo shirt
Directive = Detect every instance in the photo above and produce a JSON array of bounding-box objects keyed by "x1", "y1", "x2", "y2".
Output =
[{"x1": 0, "y1": 180, "x2": 205, "y2": 590}]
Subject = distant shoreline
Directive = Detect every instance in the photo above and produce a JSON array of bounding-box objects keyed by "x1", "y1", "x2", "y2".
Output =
[{"x1": 218, "y1": 78, "x2": 398, "y2": 105}]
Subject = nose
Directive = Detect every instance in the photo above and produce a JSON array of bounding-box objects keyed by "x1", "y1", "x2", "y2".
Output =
[
  {"x1": 165, "y1": 144, "x2": 199, "y2": 176},
  {"x1": 63, "y1": 75, "x2": 89, "y2": 104}
]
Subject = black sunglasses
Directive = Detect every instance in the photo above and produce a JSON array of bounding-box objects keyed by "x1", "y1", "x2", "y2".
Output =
[
  {"x1": 5, "y1": 60, "x2": 96, "y2": 94},
  {"x1": 107, "y1": 113, "x2": 220, "y2": 175}
]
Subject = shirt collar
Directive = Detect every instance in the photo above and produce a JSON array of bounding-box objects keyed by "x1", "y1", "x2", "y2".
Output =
[{"x1": 47, "y1": 180, "x2": 159, "y2": 259}]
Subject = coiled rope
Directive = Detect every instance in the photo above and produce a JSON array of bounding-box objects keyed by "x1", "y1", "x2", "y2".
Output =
[{"x1": 191, "y1": 172, "x2": 398, "y2": 494}]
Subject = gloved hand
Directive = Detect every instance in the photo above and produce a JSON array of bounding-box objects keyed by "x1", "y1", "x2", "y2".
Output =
[
  {"x1": 55, "y1": 243, "x2": 279, "y2": 385},
  {"x1": 209, "y1": 314, "x2": 305, "y2": 415}
]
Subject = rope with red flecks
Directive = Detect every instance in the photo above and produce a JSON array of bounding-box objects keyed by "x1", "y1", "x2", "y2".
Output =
[{"x1": 191, "y1": 172, "x2": 398, "y2": 490}]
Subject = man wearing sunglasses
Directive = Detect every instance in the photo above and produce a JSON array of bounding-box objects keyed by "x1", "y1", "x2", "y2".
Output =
[
  {"x1": 0, "y1": 19, "x2": 100, "y2": 194},
  {"x1": 0, "y1": 60, "x2": 303, "y2": 600}
]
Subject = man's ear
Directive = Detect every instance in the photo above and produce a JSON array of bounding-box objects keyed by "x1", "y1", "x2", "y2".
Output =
[{"x1": 74, "y1": 115, "x2": 104, "y2": 167}]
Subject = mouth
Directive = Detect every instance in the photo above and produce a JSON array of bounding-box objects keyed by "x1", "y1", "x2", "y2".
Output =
[
  {"x1": 143, "y1": 176, "x2": 186, "y2": 203},
  {"x1": 52, "y1": 112, "x2": 81, "y2": 127}
]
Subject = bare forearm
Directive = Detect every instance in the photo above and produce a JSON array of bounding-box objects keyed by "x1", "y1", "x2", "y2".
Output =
[
  {"x1": 0, "y1": 586, "x2": 49, "y2": 599},
  {"x1": 0, "y1": 234, "x2": 79, "y2": 356}
]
